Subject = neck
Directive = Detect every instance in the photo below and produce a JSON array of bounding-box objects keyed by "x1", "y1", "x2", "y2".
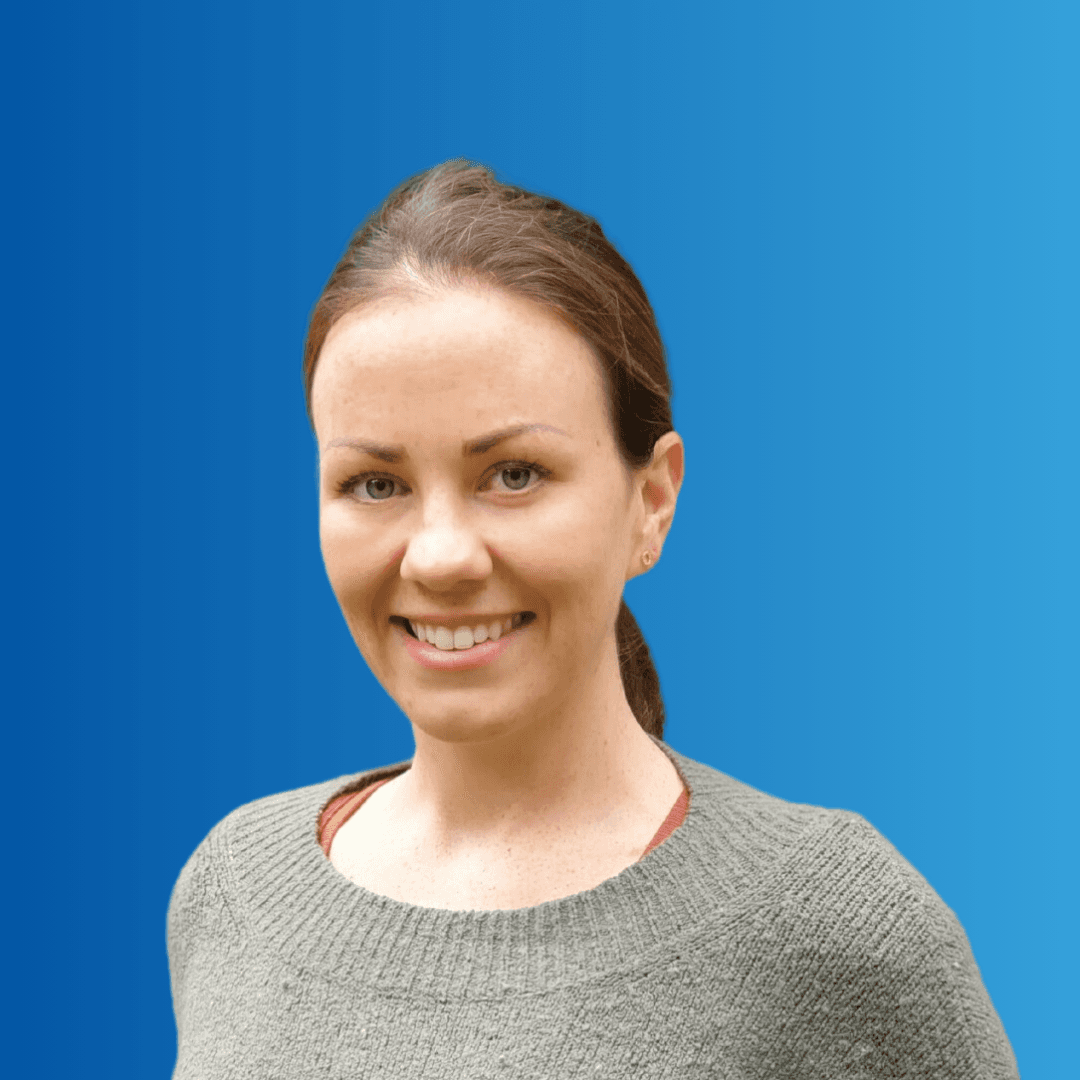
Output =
[{"x1": 392, "y1": 660, "x2": 674, "y2": 849}]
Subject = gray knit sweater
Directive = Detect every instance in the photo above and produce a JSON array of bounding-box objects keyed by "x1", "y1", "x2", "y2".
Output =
[{"x1": 167, "y1": 738, "x2": 1019, "y2": 1078}]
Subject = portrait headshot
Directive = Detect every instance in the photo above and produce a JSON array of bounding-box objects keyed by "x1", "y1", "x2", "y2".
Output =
[
  {"x1": 162, "y1": 159, "x2": 1026, "y2": 1077},
  {"x1": 5, "y1": 3, "x2": 1077, "y2": 1079}
]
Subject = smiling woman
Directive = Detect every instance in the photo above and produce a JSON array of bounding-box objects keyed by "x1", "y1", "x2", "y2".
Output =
[
  {"x1": 166, "y1": 162, "x2": 1018, "y2": 1078},
  {"x1": 311, "y1": 285, "x2": 679, "y2": 772}
]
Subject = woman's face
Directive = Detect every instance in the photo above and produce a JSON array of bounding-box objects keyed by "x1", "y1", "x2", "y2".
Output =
[{"x1": 311, "y1": 286, "x2": 653, "y2": 744}]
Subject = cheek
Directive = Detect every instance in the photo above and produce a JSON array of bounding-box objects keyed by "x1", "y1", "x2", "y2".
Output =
[
  {"x1": 498, "y1": 483, "x2": 631, "y2": 605},
  {"x1": 319, "y1": 508, "x2": 395, "y2": 617}
]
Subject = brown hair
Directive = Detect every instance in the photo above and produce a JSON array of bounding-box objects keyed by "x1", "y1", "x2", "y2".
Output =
[{"x1": 303, "y1": 160, "x2": 674, "y2": 739}]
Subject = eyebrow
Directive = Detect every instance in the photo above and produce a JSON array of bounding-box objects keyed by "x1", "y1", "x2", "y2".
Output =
[{"x1": 323, "y1": 423, "x2": 570, "y2": 462}]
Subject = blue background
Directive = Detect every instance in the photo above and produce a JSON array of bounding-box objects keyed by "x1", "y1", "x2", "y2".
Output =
[{"x1": 3, "y1": 1, "x2": 1076, "y2": 1075}]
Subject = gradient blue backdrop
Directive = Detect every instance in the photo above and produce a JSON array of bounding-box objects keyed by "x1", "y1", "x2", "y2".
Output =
[{"x1": 3, "y1": 1, "x2": 1076, "y2": 1075}]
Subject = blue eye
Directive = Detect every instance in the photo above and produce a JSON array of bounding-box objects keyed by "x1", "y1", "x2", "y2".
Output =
[
  {"x1": 339, "y1": 462, "x2": 544, "y2": 502},
  {"x1": 336, "y1": 472, "x2": 409, "y2": 502},
  {"x1": 499, "y1": 467, "x2": 532, "y2": 491},
  {"x1": 485, "y1": 461, "x2": 548, "y2": 494},
  {"x1": 360, "y1": 477, "x2": 399, "y2": 500}
]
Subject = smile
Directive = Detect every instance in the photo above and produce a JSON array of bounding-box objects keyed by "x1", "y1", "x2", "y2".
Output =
[{"x1": 391, "y1": 612, "x2": 535, "y2": 651}]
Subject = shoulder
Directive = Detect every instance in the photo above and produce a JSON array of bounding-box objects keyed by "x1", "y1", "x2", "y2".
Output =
[
  {"x1": 662, "y1": 745, "x2": 842, "y2": 898},
  {"x1": 676, "y1": 753, "x2": 1017, "y2": 1074},
  {"x1": 167, "y1": 762, "x2": 408, "y2": 938},
  {"x1": 675, "y1": 745, "x2": 967, "y2": 954},
  {"x1": 758, "y1": 809, "x2": 1018, "y2": 1072},
  {"x1": 769, "y1": 805, "x2": 968, "y2": 971},
  {"x1": 768, "y1": 803, "x2": 983, "y2": 979},
  {"x1": 666, "y1": 745, "x2": 947, "y2": 919}
]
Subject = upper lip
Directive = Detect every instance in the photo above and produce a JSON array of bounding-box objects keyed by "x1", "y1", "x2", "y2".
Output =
[{"x1": 396, "y1": 611, "x2": 529, "y2": 624}]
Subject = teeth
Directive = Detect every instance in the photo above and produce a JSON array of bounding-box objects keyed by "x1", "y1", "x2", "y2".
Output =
[{"x1": 407, "y1": 614, "x2": 531, "y2": 650}]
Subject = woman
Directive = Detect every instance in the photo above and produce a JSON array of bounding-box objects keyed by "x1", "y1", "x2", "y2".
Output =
[{"x1": 168, "y1": 161, "x2": 1019, "y2": 1077}]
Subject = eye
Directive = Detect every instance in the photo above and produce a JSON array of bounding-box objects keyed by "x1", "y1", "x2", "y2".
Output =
[
  {"x1": 499, "y1": 467, "x2": 532, "y2": 491},
  {"x1": 340, "y1": 474, "x2": 407, "y2": 502},
  {"x1": 484, "y1": 461, "x2": 548, "y2": 494},
  {"x1": 363, "y1": 478, "x2": 398, "y2": 500}
]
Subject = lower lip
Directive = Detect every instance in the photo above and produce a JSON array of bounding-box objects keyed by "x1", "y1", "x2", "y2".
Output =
[{"x1": 400, "y1": 625, "x2": 520, "y2": 671}]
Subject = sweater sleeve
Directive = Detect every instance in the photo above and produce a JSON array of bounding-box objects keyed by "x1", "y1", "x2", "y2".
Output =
[
  {"x1": 932, "y1": 899, "x2": 1021, "y2": 1078},
  {"x1": 166, "y1": 820, "x2": 246, "y2": 1070},
  {"x1": 731, "y1": 810, "x2": 1021, "y2": 1078}
]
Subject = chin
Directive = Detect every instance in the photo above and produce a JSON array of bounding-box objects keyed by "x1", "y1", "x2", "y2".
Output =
[
  {"x1": 395, "y1": 684, "x2": 546, "y2": 746},
  {"x1": 407, "y1": 708, "x2": 521, "y2": 746}
]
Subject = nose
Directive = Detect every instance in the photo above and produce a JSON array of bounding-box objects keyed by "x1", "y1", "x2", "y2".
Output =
[{"x1": 398, "y1": 493, "x2": 493, "y2": 590}]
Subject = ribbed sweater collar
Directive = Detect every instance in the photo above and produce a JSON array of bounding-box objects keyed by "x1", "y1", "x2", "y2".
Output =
[{"x1": 214, "y1": 736, "x2": 826, "y2": 1001}]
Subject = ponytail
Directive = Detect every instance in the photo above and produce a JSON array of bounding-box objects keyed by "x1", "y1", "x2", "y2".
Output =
[{"x1": 617, "y1": 599, "x2": 664, "y2": 739}]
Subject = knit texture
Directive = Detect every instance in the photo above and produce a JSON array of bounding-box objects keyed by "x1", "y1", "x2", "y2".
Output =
[{"x1": 167, "y1": 737, "x2": 1020, "y2": 1078}]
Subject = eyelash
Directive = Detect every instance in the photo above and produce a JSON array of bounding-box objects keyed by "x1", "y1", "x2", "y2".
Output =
[{"x1": 337, "y1": 460, "x2": 551, "y2": 502}]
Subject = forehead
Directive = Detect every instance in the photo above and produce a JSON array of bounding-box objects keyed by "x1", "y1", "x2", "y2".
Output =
[{"x1": 310, "y1": 288, "x2": 610, "y2": 439}]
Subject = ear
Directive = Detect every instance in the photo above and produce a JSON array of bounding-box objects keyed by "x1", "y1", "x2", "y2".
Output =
[{"x1": 627, "y1": 431, "x2": 685, "y2": 580}]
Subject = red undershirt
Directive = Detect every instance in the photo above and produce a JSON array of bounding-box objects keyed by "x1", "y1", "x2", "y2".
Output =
[{"x1": 319, "y1": 777, "x2": 690, "y2": 861}]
